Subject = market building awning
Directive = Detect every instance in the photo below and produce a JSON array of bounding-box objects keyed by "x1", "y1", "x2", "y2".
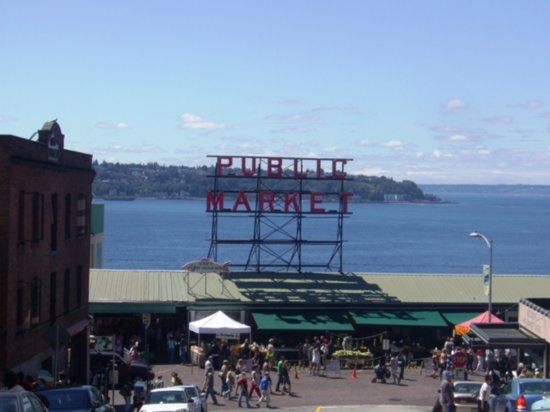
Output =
[
  {"x1": 463, "y1": 322, "x2": 547, "y2": 348},
  {"x1": 251, "y1": 310, "x2": 353, "y2": 331},
  {"x1": 89, "y1": 302, "x2": 177, "y2": 314},
  {"x1": 349, "y1": 310, "x2": 448, "y2": 327},
  {"x1": 440, "y1": 311, "x2": 482, "y2": 325}
]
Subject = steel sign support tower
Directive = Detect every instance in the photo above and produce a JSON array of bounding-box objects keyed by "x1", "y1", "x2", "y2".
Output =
[{"x1": 206, "y1": 155, "x2": 352, "y2": 273}]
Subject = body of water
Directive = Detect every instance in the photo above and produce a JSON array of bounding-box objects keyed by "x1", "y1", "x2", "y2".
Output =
[{"x1": 101, "y1": 188, "x2": 550, "y2": 275}]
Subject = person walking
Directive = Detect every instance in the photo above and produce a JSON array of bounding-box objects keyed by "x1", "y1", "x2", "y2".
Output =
[
  {"x1": 171, "y1": 372, "x2": 182, "y2": 386},
  {"x1": 390, "y1": 353, "x2": 399, "y2": 385},
  {"x1": 257, "y1": 371, "x2": 272, "y2": 408},
  {"x1": 439, "y1": 370, "x2": 455, "y2": 412},
  {"x1": 203, "y1": 367, "x2": 219, "y2": 406},
  {"x1": 219, "y1": 360, "x2": 229, "y2": 399},
  {"x1": 248, "y1": 366, "x2": 261, "y2": 401},
  {"x1": 167, "y1": 334, "x2": 176, "y2": 364},
  {"x1": 119, "y1": 380, "x2": 133, "y2": 412},
  {"x1": 397, "y1": 352, "x2": 406, "y2": 382},
  {"x1": 477, "y1": 374, "x2": 492, "y2": 412},
  {"x1": 224, "y1": 366, "x2": 235, "y2": 399},
  {"x1": 237, "y1": 371, "x2": 251, "y2": 408},
  {"x1": 281, "y1": 360, "x2": 292, "y2": 395},
  {"x1": 275, "y1": 357, "x2": 285, "y2": 392}
]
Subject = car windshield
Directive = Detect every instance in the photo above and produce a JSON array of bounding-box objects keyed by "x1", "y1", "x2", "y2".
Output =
[
  {"x1": 39, "y1": 390, "x2": 90, "y2": 410},
  {"x1": 0, "y1": 396, "x2": 18, "y2": 412},
  {"x1": 145, "y1": 391, "x2": 189, "y2": 404},
  {"x1": 455, "y1": 383, "x2": 482, "y2": 394},
  {"x1": 520, "y1": 382, "x2": 550, "y2": 394},
  {"x1": 184, "y1": 387, "x2": 199, "y2": 398}
]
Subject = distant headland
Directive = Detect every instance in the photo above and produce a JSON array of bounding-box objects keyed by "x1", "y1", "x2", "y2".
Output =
[{"x1": 92, "y1": 161, "x2": 549, "y2": 203}]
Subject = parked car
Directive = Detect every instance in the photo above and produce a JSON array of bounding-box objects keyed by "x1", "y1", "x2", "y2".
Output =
[
  {"x1": 35, "y1": 385, "x2": 113, "y2": 412},
  {"x1": 532, "y1": 393, "x2": 550, "y2": 412},
  {"x1": 0, "y1": 389, "x2": 49, "y2": 412},
  {"x1": 90, "y1": 351, "x2": 154, "y2": 385},
  {"x1": 453, "y1": 380, "x2": 483, "y2": 411},
  {"x1": 490, "y1": 379, "x2": 550, "y2": 412},
  {"x1": 138, "y1": 386, "x2": 197, "y2": 412},
  {"x1": 180, "y1": 385, "x2": 207, "y2": 412}
]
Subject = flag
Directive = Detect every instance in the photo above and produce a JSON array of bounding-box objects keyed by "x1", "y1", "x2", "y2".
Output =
[{"x1": 483, "y1": 265, "x2": 491, "y2": 296}]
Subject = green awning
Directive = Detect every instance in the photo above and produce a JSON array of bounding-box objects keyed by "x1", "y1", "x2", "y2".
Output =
[
  {"x1": 252, "y1": 310, "x2": 353, "y2": 331},
  {"x1": 440, "y1": 311, "x2": 481, "y2": 325},
  {"x1": 89, "y1": 302, "x2": 177, "y2": 314},
  {"x1": 349, "y1": 310, "x2": 447, "y2": 327}
]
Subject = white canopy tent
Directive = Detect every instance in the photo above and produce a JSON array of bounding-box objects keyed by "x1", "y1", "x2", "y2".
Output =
[{"x1": 189, "y1": 310, "x2": 251, "y2": 344}]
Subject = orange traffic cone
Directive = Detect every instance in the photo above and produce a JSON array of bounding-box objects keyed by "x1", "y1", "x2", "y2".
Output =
[
  {"x1": 294, "y1": 367, "x2": 299, "y2": 379},
  {"x1": 351, "y1": 368, "x2": 358, "y2": 379}
]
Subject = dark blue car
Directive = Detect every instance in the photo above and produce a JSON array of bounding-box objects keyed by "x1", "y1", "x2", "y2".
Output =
[{"x1": 36, "y1": 385, "x2": 114, "y2": 412}]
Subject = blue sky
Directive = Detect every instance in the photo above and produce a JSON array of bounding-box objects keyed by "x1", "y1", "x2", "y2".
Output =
[{"x1": 1, "y1": 1, "x2": 549, "y2": 184}]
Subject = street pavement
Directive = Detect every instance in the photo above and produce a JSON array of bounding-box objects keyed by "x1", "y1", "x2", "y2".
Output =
[{"x1": 109, "y1": 362, "x2": 484, "y2": 412}]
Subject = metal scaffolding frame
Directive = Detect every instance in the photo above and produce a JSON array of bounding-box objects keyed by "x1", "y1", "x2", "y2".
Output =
[{"x1": 206, "y1": 156, "x2": 352, "y2": 273}]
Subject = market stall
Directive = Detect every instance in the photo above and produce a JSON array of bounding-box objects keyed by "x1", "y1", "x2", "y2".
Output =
[{"x1": 188, "y1": 311, "x2": 252, "y2": 367}]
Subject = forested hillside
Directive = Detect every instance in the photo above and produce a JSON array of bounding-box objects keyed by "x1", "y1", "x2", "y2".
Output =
[{"x1": 92, "y1": 161, "x2": 441, "y2": 202}]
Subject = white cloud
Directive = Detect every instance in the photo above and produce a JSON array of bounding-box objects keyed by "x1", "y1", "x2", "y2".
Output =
[
  {"x1": 359, "y1": 139, "x2": 371, "y2": 146},
  {"x1": 444, "y1": 98, "x2": 466, "y2": 110},
  {"x1": 516, "y1": 100, "x2": 543, "y2": 109},
  {"x1": 449, "y1": 134, "x2": 468, "y2": 141},
  {"x1": 95, "y1": 144, "x2": 162, "y2": 154},
  {"x1": 431, "y1": 149, "x2": 456, "y2": 159},
  {"x1": 269, "y1": 126, "x2": 316, "y2": 134},
  {"x1": 179, "y1": 113, "x2": 226, "y2": 130},
  {"x1": 96, "y1": 122, "x2": 129, "y2": 129},
  {"x1": 355, "y1": 167, "x2": 389, "y2": 176},
  {"x1": 266, "y1": 112, "x2": 320, "y2": 123},
  {"x1": 383, "y1": 140, "x2": 404, "y2": 149},
  {"x1": 483, "y1": 115, "x2": 513, "y2": 124},
  {"x1": 0, "y1": 115, "x2": 16, "y2": 123}
]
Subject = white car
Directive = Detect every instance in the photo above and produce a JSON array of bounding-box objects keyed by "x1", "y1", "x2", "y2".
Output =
[
  {"x1": 532, "y1": 393, "x2": 550, "y2": 412},
  {"x1": 139, "y1": 386, "x2": 198, "y2": 412}
]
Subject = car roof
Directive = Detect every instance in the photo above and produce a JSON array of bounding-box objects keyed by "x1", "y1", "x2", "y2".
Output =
[
  {"x1": 149, "y1": 386, "x2": 188, "y2": 393},
  {"x1": 1, "y1": 390, "x2": 41, "y2": 395},
  {"x1": 36, "y1": 385, "x2": 92, "y2": 392}
]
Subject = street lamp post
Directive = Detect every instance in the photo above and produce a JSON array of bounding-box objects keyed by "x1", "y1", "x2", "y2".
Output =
[{"x1": 470, "y1": 231, "x2": 493, "y2": 323}]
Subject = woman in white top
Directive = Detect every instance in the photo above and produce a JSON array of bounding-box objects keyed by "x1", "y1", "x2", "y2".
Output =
[{"x1": 310, "y1": 345, "x2": 321, "y2": 376}]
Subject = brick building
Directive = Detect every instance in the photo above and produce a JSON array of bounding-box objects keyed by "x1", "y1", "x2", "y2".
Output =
[{"x1": 0, "y1": 120, "x2": 95, "y2": 383}]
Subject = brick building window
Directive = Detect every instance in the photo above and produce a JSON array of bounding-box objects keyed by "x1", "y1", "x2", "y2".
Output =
[
  {"x1": 17, "y1": 282, "x2": 24, "y2": 327},
  {"x1": 32, "y1": 192, "x2": 44, "y2": 243},
  {"x1": 63, "y1": 268, "x2": 70, "y2": 313},
  {"x1": 64, "y1": 194, "x2": 71, "y2": 239},
  {"x1": 30, "y1": 277, "x2": 41, "y2": 326},
  {"x1": 77, "y1": 194, "x2": 86, "y2": 238},
  {"x1": 76, "y1": 265, "x2": 82, "y2": 307},
  {"x1": 51, "y1": 193, "x2": 58, "y2": 253},
  {"x1": 49, "y1": 272, "x2": 56, "y2": 322},
  {"x1": 18, "y1": 191, "x2": 25, "y2": 244}
]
